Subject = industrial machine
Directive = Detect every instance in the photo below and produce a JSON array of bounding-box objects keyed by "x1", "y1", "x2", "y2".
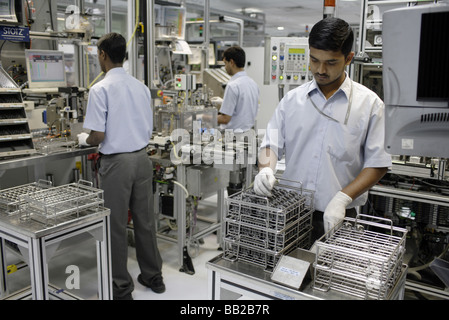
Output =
[
  {"x1": 372, "y1": 3, "x2": 449, "y2": 299},
  {"x1": 383, "y1": 4, "x2": 449, "y2": 158},
  {"x1": 22, "y1": 49, "x2": 87, "y2": 140},
  {"x1": 0, "y1": 2, "x2": 91, "y2": 158},
  {"x1": 148, "y1": 63, "x2": 258, "y2": 273}
]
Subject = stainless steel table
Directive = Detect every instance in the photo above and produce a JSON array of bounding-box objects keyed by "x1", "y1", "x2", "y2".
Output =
[
  {"x1": 0, "y1": 207, "x2": 112, "y2": 300},
  {"x1": 0, "y1": 146, "x2": 98, "y2": 181},
  {"x1": 206, "y1": 254, "x2": 407, "y2": 300}
]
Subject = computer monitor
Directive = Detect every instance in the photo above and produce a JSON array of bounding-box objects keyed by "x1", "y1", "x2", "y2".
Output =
[
  {"x1": 0, "y1": 0, "x2": 18, "y2": 23},
  {"x1": 25, "y1": 49, "x2": 67, "y2": 88}
]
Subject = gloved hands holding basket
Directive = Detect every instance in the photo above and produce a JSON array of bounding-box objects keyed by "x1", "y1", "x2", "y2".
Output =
[
  {"x1": 323, "y1": 191, "x2": 353, "y2": 234},
  {"x1": 253, "y1": 167, "x2": 277, "y2": 197}
]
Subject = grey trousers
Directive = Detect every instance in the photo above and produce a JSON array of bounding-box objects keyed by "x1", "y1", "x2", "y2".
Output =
[{"x1": 99, "y1": 149, "x2": 162, "y2": 298}]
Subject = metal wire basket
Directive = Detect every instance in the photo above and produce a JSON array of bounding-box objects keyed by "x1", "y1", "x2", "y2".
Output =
[
  {"x1": 32, "y1": 135, "x2": 76, "y2": 155},
  {"x1": 223, "y1": 179, "x2": 314, "y2": 272},
  {"x1": 19, "y1": 180, "x2": 104, "y2": 226},
  {"x1": 0, "y1": 180, "x2": 53, "y2": 215},
  {"x1": 312, "y1": 214, "x2": 407, "y2": 300}
]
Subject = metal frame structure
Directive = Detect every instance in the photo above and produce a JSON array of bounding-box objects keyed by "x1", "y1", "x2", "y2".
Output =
[{"x1": 0, "y1": 205, "x2": 111, "y2": 300}]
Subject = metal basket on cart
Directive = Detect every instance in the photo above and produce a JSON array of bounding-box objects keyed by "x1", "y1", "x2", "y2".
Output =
[
  {"x1": 223, "y1": 179, "x2": 315, "y2": 272},
  {"x1": 19, "y1": 180, "x2": 104, "y2": 226},
  {"x1": 312, "y1": 214, "x2": 407, "y2": 300},
  {"x1": 0, "y1": 180, "x2": 53, "y2": 215}
]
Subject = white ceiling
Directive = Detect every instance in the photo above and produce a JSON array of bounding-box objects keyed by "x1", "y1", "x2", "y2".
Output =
[{"x1": 187, "y1": 0, "x2": 363, "y2": 36}]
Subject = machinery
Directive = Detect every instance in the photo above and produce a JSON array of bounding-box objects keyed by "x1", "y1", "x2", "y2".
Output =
[
  {"x1": 0, "y1": 2, "x2": 92, "y2": 158},
  {"x1": 369, "y1": 4, "x2": 449, "y2": 299},
  {"x1": 148, "y1": 73, "x2": 256, "y2": 273}
]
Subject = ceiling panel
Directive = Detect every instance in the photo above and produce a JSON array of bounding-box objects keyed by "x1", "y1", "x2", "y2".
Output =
[{"x1": 197, "y1": 0, "x2": 363, "y2": 36}]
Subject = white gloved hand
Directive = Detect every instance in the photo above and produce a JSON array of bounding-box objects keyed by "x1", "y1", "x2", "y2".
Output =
[
  {"x1": 77, "y1": 132, "x2": 90, "y2": 147},
  {"x1": 210, "y1": 96, "x2": 223, "y2": 107},
  {"x1": 323, "y1": 191, "x2": 353, "y2": 234},
  {"x1": 253, "y1": 167, "x2": 277, "y2": 196}
]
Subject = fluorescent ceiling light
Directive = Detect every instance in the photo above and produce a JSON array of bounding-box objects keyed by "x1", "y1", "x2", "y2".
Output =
[{"x1": 235, "y1": 8, "x2": 263, "y2": 14}]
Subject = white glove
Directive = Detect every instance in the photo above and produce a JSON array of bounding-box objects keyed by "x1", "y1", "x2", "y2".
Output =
[
  {"x1": 323, "y1": 191, "x2": 353, "y2": 234},
  {"x1": 253, "y1": 167, "x2": 277, "y2": 196},
  {"x1": 77, "y1": 132, "x2": 90, "y2": 147},
  {"x1": 210, "y1": 96, "x2": 223, "y2": 107}
]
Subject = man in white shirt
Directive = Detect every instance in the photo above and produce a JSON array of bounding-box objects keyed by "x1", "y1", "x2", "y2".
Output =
[
  {"x1": 216, "y1": 46, "x2": 259, "y2": 132},
  {"x1": 78, "y1": 33, "x2": 164, "y2": 300},
  {"x1": 254, "y1": 18, "x2": 392, "y2": 242}
]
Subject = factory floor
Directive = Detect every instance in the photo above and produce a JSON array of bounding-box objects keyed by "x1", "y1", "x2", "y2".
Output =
[{"x1": 2, "y1": 194, "x2": 446, "y2": 301}]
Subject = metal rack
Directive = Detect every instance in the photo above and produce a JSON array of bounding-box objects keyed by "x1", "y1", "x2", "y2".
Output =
[
  {"x1": 313, "y1": 214, "x2": 407, "y2": 300},
  {"x1": 0, "y1": 180, "x2": 53, "y2": 214},
  {"x1": 32, "y1": 135, "x2": 76, "y2": 155},
  {"x1": 18, "y1": 180, "x2": 104, "y2": 226},
  {"x1": 223, "y1": 181, "x2": 314, "y2": 272}
]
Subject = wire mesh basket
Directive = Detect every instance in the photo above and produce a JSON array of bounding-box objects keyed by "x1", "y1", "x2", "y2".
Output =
[
  {"x1": 312, "y1": 214, "x2": 407, "y2": 300},
  {"x1": 32, "y1": 135, "x2": 76, "y2": 155},
  {"x1": 0, "y1": 180, "x2": 53, "y2": 215},
  {"x1": 223, "y1": 179, "x2": 314, "y2": 272},
  {"x1": 19, "y1": 180, "x2": 104, "y2": 226}
]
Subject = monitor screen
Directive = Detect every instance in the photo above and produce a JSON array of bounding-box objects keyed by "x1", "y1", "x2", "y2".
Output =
[
  {"x1": 417, "y1": 11, "x2": 449, "y2": 101},
  {"x1": 25, "y1": 49, "x2": 67, "y2": 88},
  {"x1": 0, "y1": 0, "x2": 18, "y2": 23}
]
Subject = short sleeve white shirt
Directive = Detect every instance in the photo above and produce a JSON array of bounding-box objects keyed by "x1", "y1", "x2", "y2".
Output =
[
  {"x1": 219, "y1": 71, "x2": 259, "y2": 132},
  {"x1": 83, "y1": 67, "x2": 153, "y2": 154},
  {"x1": 260, "y1": 74, "x2": 392, "y2": 211}
]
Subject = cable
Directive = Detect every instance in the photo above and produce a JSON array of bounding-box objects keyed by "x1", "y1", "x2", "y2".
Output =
[{"x1": 172, "y1": 180, "x2": 189, "y2": 198}]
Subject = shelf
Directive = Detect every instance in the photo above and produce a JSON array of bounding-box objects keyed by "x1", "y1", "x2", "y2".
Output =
[{"x1": 0, "y1": 89, "x2": 36, "y2": 158}]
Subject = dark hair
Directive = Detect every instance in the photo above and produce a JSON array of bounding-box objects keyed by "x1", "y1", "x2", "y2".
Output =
[
  {"x1": 97, "y1": 32, "x2": 127, "y2": 64},
  {"x1": 308, "y1": 17, "x2": 354, "y2": 57},
  {"x1": 222, "y1": 46, "x2": 245, "y2": 68}
]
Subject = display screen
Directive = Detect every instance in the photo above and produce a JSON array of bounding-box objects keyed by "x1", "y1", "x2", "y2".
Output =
[
  {"x1": 0, "y1": 0, "x2": 17, "y2": 23},
  {"x1": 288, "y1": 48, "x2": 305, "y2": 55},
  {"x1": 417, "y1": 11, "x2": 449, "y2": 101},
  {"x1": 25, "y1": 50, "x2": 67, "y2": 88}
]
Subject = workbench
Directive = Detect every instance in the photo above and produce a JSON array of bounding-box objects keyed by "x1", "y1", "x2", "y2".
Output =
[{"x1": 206, "y1": 254, "x2": 408, "y2": 300}]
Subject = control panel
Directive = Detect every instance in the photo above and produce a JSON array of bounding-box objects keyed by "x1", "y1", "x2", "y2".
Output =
[
  {"x1": 264, "y1": 37, "x2": 310, "y2": 87},
  {"x1": 174, "y1": 74, "x2": 197, "y2": 91}
]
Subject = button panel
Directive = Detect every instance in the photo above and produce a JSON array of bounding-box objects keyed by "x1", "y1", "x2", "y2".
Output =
[{"x1": 268, "y1": 37, "x2": 310, "y2": 86}]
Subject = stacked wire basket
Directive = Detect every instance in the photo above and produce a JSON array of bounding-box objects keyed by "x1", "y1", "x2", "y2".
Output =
[
  {"x1": 223, "y1": 179, "x2": 314, "y2": 272},
  {"x1": 312, "y1": 214, "x2": 407, "y2": 300},
  {"x1": 0, "y1": 179, "x2": 104, "y2": 226}
]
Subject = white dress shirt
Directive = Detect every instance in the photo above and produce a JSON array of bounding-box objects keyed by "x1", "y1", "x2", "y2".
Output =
[
  {"x1": 219, "y1": 71, "x2": 259, "y2": 132},
  {"x1": 260, "y1": 74, "x2": 392, "y2": 211},
  {"x1": 83, "y1": 67, "x2": 153, "y2": 155}
]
